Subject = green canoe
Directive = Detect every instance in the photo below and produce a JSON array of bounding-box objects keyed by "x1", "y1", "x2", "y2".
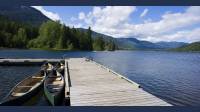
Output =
[{"x1": 44, "y1": 70, "x2": 65, "y2": 106}]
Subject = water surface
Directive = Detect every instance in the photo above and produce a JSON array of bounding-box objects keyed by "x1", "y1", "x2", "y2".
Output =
[{"x1": 0, "y1": 50, "x2": 200, "y2": 106}]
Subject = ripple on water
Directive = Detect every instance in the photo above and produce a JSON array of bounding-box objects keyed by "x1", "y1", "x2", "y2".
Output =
[{"x1": 0, "y1": 50, "x2": 200, "y2": 106}]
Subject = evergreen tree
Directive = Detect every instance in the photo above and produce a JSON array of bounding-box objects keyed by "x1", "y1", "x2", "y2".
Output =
[
  {"x1": 0, "y1": 31, "x2": 5, "y2": 47},
  {"x1": 0, "y1": 15, "x2": 39, "y2": 48},
  {"x1": 57, "y1": 25, "x2": 68, "y2": 49},
  {"x1": 87, "y1": 27, "x2": 93, "y2": 50},
  {"x1": 12, "y1": 28, "x2": 27, "y2": 48},
  {"x1": 34, "y1": 21, "x2": 61, "y2": 48},
  {"x1": 93, "y1": 37, "x2": 105, "y2": 51},
  {"x1": 104, "y1": 40, "x2": 116, "y2": 51},
  {"x1": 68, "y1": 42, "x2": 74, "y2": 50},
  {"x1": 0, "y1": 15, "x2": 115, "y2": 51}
]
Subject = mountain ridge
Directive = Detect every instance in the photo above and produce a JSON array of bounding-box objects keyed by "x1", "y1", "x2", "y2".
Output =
[
  {"x1": 173, "y1": 42, "x2": 200, "y2": 51},
  {"x1": 78, "y1": 28, "x2": 188, "y2": 50},
  {"x1": 0, "y1": 6, "x2": 49, "y2": 26}
]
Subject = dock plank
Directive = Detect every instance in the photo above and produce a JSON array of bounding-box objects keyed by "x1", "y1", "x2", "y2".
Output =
[
  {"x1": 0, "y1": 59, "x2": 62, "y2": 65},
  {"x1": 67, "y1": 58, "x2": 171, "y2": 106},
  {"x1": 64, "y1": 60, "x2": 70, "y2": 105}
]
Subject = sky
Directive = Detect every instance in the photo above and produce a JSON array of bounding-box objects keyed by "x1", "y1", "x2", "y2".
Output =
[{"x1": 32, "y1": 6, "x2": 200, "y2": 43}]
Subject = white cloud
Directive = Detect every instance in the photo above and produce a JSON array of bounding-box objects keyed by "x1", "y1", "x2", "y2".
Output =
[
  {"x1": 31, "y1": 6, "x2": 200, "y2": 42},
  {"x1": 64, "y1": 21, "x2": 84, "y2": 29},
  {"x1": 32, "y1": 6, "x2": 61, "y2": 21},
  {"x1": 140, "y1": 8, "x2": 148, "y2": 18},
  {"x1": 78, "y1": 12, "x2": 85, "y2": 20},
  {"x1": 75, "y1": 23, "x2": 84, "y2": 28},
  {"x1": 75, "y1": 6, "x2": 200, "y2": 42},
  {"x1": 144, "y1": 28, "x2": 200, "y2": 43},
  {"x1": 77, "y1": 6, "x2": 136, "y2": 37},
  {"x1": 131, "y1": 6, "x2": 200, "y2": 42},
  {"x1": 144, "y1": 18, "x2": 152, "y2": 23},
  {"x1": 70, "y1": 17, "x2": 77, "y2": 21}
]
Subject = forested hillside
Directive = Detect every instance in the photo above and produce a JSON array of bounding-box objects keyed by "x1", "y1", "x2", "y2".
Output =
[
  {"x1": 173, "y1": 42, "x2": 200, "y2": 51},
  {"x1": 0, "y1": 15, "x2": 116, "y2": 51},
  {"x1": 0, "y1": 6, "x2": 49, "y2": 26},
  {"x1": 0, "y1": 15, "x2": 38, "y2": 48}
]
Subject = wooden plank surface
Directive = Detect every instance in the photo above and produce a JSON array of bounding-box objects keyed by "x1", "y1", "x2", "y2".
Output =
[
  {"x1": 68, "y1": 58, "x2": 172, "y2": 106},
  {"x1": 0, "y1": 59, "x2": 62, "y2": 65}
]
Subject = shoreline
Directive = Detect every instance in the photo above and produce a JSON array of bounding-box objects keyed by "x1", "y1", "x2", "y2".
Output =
[{"x1": 0, "y1": 47, "x2": 200, "y2": 53}]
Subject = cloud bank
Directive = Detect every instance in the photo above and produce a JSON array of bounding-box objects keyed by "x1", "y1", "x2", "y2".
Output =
[
  {"x1": 32, "y1": 6, "x2": 200, "y2": 43},
  {"x1": 74, "y1": 6, "x2": 200, "y2": 43}
]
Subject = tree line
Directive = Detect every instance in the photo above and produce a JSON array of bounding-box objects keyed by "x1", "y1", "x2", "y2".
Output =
[
  {"x1": 0, "y1": 15, "x2": 116, "y2": 51},
  {"x1": 0, "y1": 15, "x2": 38, "y2": 48}
]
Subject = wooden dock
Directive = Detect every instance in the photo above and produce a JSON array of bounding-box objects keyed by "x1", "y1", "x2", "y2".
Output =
[
  {"x1": 0, "y1": 59, "x2": 63, "y2": 65},
  {"x1": 0, "y1": 58, "x2": 172, "y2": 106},
  {"x1": 66, "y1": 58, "x2": 171, "y2": 106}
]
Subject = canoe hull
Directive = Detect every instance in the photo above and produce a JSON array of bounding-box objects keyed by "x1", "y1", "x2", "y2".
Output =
[
  {"x1": 44, "y1": 71, "x2": 65, "y2": 106},
  {"x1": 44, "y1": 85, "x2": 64, "y2": 106},
  {"x1": 0, "y1": 80, "x2": 44, "y2": 106}
]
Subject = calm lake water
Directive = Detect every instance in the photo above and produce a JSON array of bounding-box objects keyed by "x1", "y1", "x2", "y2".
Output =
[{"x1": 0, "y1": 50, "x2": 200, "y2": 106}]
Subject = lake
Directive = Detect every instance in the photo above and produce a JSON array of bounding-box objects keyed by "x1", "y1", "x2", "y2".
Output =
[{"x1": 0, "y1": 50, "x2": 200, "y2": 106}]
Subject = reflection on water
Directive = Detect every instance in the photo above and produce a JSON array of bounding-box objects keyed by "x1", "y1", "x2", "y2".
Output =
[
  {"x1": 0, "y1": 50, "x2": 200, "y2": 106},
  {"x1": 91, "y1": 51, "x2": 200, "y2": 106},
  {"x1": 23, "y1": 90, "x2": 50, "y2": 106},
  {"x1": 0, "y1": 66, "x2": 40, "y2": 101}
]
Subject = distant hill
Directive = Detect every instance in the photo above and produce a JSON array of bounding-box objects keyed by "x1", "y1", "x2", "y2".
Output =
[
  {"x1": 77, "y1": 28, "x2": 114, "y2": 41},
  {"x1": 115, "y1": 37, "x2": 189, "y2": 50},
  {"x1": 78, "y1": 28, "x2": 188, "y2": 50},
  {"x1": 116, "y1": 38, "x2": 161, "y2": 50},
  {"x1": 173, "y1": 42, "x2": 200, "y2": 51},
  {"x1": 78, "y1": 28, "x2": 189, "y2": 50},
  {"x1": 0, "y1": 6, "x2": 49, "y2": 26},
  {"x1": 155, "y1": 41, "x2": 188, "y2": 49}
]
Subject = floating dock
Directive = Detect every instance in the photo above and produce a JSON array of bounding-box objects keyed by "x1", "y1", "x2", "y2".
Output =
[
  {"x1": 0, "y1": 59, "x2": 63, "y2": 65},
  {"x1": 66, "y1": 58, "x2": 171, "y2": 106},
  {"x1": 0, "y1": 58, "x2": 172, "y2": 106}
]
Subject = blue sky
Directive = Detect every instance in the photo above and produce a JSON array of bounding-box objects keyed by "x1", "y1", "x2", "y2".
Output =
[{"x1": 32, "y1": 6, "x2": 200, "y2": 43}]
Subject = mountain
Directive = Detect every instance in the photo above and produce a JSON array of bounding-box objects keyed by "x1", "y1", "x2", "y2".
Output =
[
  {"x1": 77, "y1": 28, "x2": 114, "y2": 41},
  {"x1": 155, "y1": 41, "x2": 188, "y2": 49},
  {"x1": 115, "y1": 38, "x2": 163, "y2": 50},
  {"x1": 0, "y1": 6, "x2": 49, "y2": 26},
  {"x1": 78, "y1": 28, "x2": 188, "y2": 50},
  {"x1": 173, "y1": 42, "x2": 200, "y2": 51}
]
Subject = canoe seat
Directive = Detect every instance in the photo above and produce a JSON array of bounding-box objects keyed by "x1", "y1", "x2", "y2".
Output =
[
  {"x1": 47, "y1": 84, "x2": 62, "y2": 89},
  {"x1": 48, "y1": 76, "x2": 61, "y2": 78},
  {"x1": 55, "y1": 77, "x2": 62, "y2": 81},
  {"x1": 12, "y1": 92, "x2": 26, "y2": 96},
  {"x1": 48, "y1": 87, "x2": 63, "y2": 93},
  {"x1": 18, "y1": 86, "x2": 32, "y2": 87},
  {"x1": 29, "y1": 83, "x2": 41, "y2": 91},
  {"x1": 49, "y1": 89, "x2": 60, "y2": 93},
  {"x1": 47, "y1": 76, "x2": 62, "y2": 81},
  {"x1": 47, "y1": 84, "x2": 60, "y2": 86},
  {"x1": 32, "y1": 76, "x2": 43, "y2": 79},
  {"x1": 51, "y1": 87, "x2": 62, "y2": 90},
  {"x1": 47, "y1": 86, "x2": 62, "y2": 90}
]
